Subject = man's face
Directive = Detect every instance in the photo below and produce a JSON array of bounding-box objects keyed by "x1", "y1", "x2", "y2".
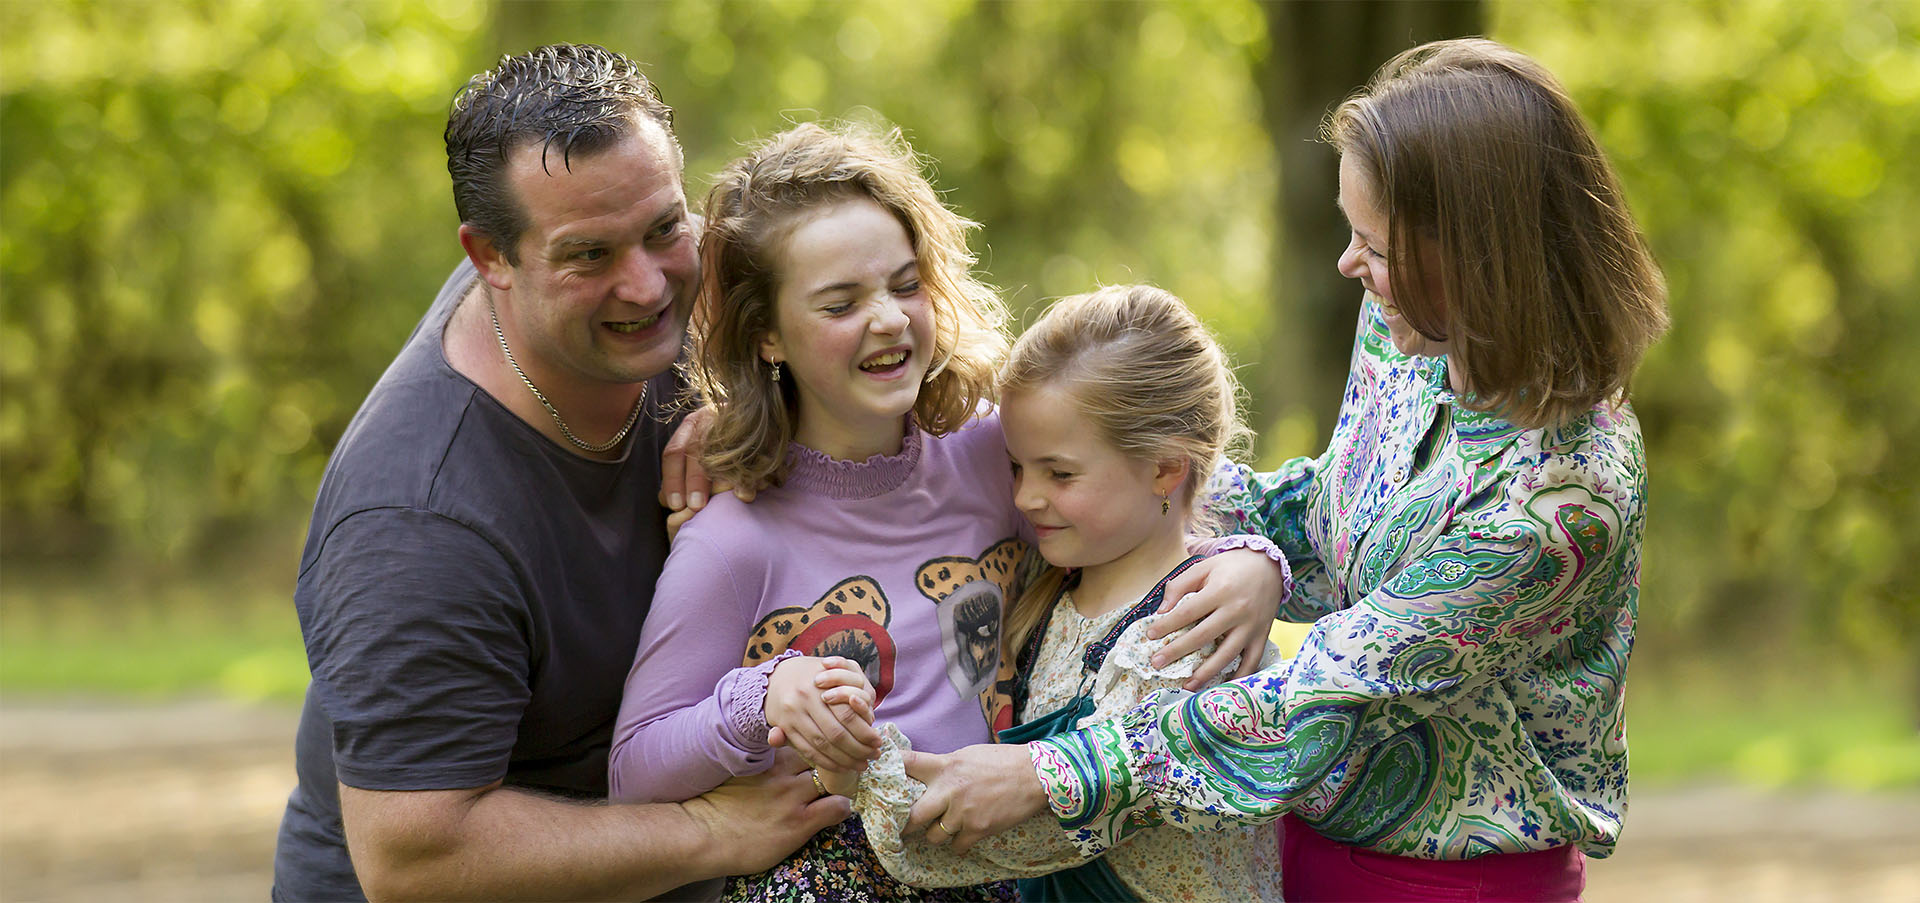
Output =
[{"x1": 488, "y1": 118, "x2": 696, "y2": 392}]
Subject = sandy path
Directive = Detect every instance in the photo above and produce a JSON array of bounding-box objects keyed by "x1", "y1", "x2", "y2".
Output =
[{"x1": 2, "y1": 698, "x2": 1915, "y2": 902}]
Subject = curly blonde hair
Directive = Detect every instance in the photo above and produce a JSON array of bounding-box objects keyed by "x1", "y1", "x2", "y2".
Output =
[{"x1": 689, "y1": 122, "x2": 1009, "y2": 488}]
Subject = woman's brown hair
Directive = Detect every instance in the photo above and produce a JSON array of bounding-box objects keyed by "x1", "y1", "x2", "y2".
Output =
[
  {"x1": 1327, "y1": 38, "x2": 1669, "y2": 429},
  {"x1": 996, "y1": 284, "x2": 1252, "y2": 659},
  {"x1": 689, "y1": 122, "x2": 1009, "y2": 488}
]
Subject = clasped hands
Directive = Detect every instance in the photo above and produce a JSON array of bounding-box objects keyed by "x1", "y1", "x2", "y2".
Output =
[
  {"x1": 763, "y1": 655, "x2": 1048, "y2": 856},
  {"x1": 765, "y1": 655, "x2": 879, "y2": 796}
]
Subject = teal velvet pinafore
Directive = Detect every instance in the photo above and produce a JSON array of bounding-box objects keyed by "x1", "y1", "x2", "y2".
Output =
[{"x1": 994, "y1": 556, "x2": 1205, "y2": 903}]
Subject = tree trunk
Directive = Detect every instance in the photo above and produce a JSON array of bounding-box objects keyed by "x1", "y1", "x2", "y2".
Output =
[{"x1": 1254, "y1": 0, "x2": 1483, "y2": 454}]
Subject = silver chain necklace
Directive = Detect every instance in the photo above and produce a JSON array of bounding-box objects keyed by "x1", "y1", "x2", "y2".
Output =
[{"x1": 489, "y1": 297, "x2": 645, "y2": 454}]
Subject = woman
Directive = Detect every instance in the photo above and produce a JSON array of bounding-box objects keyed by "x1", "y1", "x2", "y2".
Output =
[{"x1": 900, "y1": 37, "x2": 1669, "y2": 903}]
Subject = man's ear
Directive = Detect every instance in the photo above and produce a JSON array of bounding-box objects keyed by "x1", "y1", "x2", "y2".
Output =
[{"x1": 459, "y1": 224, "x2": 515, "y2": 292}]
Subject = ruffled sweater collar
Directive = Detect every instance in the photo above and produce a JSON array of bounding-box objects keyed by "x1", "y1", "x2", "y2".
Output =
[{"x1": 780, "y1": 421, "x2": 923, "y2": 500}]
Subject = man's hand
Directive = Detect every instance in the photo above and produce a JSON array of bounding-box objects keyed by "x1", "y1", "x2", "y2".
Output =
[
  {"x1": 682, "y1": 750, "x2": 850, "y2": 876},
  {"x1": 660, "y1": 405, "x2": 716, "y2": 513},
  {"x1": 340, "y1": 774, "x2": 836, "y2": 902},
  {"x1": 660, "y1": 405, "x2": 755, "y2": 520},
  {"x1": 665, "y1": 504, "x2": 698, "y2": 545},
  {"x1": 765, "y1": 656, "x2": 881, "y2": 771},
  {"x1": 903, "y1": 743, "x2": 1048, "y2": 856},
  {"x1": 1149, "y1": 548, "x2": 1284, "y2": 689}
]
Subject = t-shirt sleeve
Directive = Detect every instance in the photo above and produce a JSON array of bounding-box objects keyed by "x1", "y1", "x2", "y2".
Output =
[{"x1": 297, "y1": 507, "x2": 531, "y2": 792}]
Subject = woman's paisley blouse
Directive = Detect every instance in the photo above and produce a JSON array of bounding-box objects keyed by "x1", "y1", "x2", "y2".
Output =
[{"x1": 1029, "y1": 298, "x2": 1648, "y2": 861}]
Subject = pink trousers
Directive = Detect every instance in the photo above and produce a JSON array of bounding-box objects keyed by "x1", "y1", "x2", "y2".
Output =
[{"x1": 1280, "y1": 813, "x2": 1585, "y2": 902}]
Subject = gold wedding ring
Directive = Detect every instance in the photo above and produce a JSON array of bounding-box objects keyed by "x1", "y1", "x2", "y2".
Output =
[
  {"x1": 811, "y1": 769, "x2": 829, "y2": 797},
  {"x1": 936, "y1": 818, "x2": 955, "y2": 836}
]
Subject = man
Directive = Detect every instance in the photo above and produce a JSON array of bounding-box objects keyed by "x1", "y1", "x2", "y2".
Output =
[{"x1": 272, "y1": 44, "x2": 844, "y2": 902}]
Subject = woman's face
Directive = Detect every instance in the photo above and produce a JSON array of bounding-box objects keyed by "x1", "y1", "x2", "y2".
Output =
[
  {"x1": 1336, "y1": 154, "x2": 1450, "y2": 360},
  {"x1": 760, "y1": 196, "x2": 935, "y2": 460}
]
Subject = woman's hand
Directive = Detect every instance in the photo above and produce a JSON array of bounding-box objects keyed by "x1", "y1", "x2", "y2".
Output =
[
  {"x1": 765, "y1": 656, "x2": 881, "y2": 771},
  {"x1": 1149, "y1": 548, "x2": 1283, "y2": 689},
  {"x1": 903, "y1": 743, "x2": 1049, "y2": 855}
]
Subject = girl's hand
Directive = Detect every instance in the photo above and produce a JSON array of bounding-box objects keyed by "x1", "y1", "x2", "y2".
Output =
[
  {"x1": 813, "y1": 761, "x2": 864, "y2": 797},
  {"x1": 767, "y1": 657, "x2": 877, "y2": 746},
  {"x1": 903, "y1": 743, "x2": 1049, "y2": 855},
  {"x1": 1149, "y1": 549, "x2": 1283, "y2": 689},
  {"x1": 765, "y1": 656, "x2": 881, "y2": 771}
]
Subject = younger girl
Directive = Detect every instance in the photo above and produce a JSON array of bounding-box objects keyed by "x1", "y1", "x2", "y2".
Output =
[
  {"x1": 605, "y1": 124, "x2": 1286, "y2": 901},
  {"x1": 830, "y1": 285, "x2": 1288, "y2": 903}
]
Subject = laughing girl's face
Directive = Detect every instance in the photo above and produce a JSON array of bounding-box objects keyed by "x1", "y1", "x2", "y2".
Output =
[{"x1": 760, "y1": 195, "x2": 935, "y2": 461}]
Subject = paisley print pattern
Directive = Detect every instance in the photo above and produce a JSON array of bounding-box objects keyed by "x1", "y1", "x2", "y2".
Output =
[{"x1": 1030, "y1": 299, "x2": 1646, "y2": 862}]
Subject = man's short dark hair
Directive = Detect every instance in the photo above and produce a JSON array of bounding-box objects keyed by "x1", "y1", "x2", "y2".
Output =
[{"x1": 445, "y1": 43, "x2": 679, "y2": 264}]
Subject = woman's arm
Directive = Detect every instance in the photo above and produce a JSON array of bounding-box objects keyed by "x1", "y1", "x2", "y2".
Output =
[
  {"x1": 914, "y1": 462, "x2": 1638, "y2": 854},
  {"x1": 1202, "y1": 458, "x2": 1335, "y2": 622},
  {"x1": 1033, "y1": 474, "x2": 1635, "y2": 853},
  {"x1": 878, "y1": 610, "x2": 1258, "y2": 873},
  {"x1": 1144, "y1": 457, "x2": 1333, "y2": 686}
]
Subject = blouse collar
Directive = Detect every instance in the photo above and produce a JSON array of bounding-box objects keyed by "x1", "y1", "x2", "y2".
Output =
[{"x1": 1417, "y1": 355, "x2": 1525, "y2": 466}]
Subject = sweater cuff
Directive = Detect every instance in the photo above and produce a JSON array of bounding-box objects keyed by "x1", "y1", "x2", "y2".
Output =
[
  {"x1": 1190, "y1": 533, "x2": 1295, "y2": 602},
  {"x1": 1201, "y1": 533, "x2": 1282, "y2": 562},
  {"x1": 720, "y1": 649, "x2": 803, "y2": 747}
]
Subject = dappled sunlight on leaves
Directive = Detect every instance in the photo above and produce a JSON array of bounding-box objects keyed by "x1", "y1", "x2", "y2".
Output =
[{"x1": 0, "y1": 0, "x2": 1911, "y2": 704}]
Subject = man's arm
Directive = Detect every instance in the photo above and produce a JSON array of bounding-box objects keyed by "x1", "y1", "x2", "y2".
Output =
[
  {"x1": 302, "y1": 510, "x2": 837, "y2": 899},
  {"x1": 343, "y1": 752, "x2": 847, "y2": 902}
]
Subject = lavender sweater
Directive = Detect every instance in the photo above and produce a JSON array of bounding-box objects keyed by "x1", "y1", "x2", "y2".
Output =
[{"x1": 609, "y1": 414, "x2": 1029, "y2": 803}]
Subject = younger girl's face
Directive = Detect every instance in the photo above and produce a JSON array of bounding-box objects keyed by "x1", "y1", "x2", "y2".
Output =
[
  {"x1": 762, "y1": 196, "x2": 935, "y2": 458},
  {"x1": 1336, "y1": 154, "x2": 1450, "y2": 360},
  {"x1": 1002, "y1": 386, "x2": 1170, "y2": 570}
]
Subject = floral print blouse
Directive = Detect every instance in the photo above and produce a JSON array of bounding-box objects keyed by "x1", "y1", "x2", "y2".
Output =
[
  {"x1": 1029, "y1": 299, "x2": 1648, "y2": 862},
  {"x1": 856, "y1": 596, "x2": 1281, "y2": 901}
]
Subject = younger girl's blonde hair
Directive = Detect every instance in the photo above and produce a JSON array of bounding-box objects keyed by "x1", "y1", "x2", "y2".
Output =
[
  {"x1": 690, "y1": 122, "x2": 1010, "y2": 488},
  {"x1": 997, "y1": 284, "x2": 1251, "y2": 658}
]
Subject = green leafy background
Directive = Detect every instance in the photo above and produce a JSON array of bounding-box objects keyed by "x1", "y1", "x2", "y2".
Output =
[{"x1": 3, "y1": 0, "x2": 1914, "y2": 789}]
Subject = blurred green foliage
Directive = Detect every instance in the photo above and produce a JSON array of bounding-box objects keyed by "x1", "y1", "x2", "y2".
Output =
[
  {"x1": 2, "y1": 0, "x2": 1915, "y2": 687},
  {"x1": 1495, "y1": 0, "x2": 1920, "y2": 662}
]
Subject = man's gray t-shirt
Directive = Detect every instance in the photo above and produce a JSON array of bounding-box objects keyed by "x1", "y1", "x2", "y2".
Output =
[{"x1": 272, "y1": 261, "x2": 683, "y2": 901}]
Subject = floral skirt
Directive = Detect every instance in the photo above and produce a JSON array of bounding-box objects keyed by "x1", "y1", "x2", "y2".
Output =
[{"x1": 721, "y1": 815, "x2": 1018, "y2": 903}]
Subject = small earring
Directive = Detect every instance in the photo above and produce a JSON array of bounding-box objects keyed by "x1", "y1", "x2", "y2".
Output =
[
  {"x1": 769, "y1": 360, "x2": 782, "y2": 383},
  {"x1": 1160, "y1": 495, "x2": 1170, "y2": 516}
]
